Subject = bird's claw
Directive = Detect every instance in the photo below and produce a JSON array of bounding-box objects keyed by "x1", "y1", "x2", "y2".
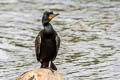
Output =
[{"x1": 47, "y1": 67, "x2": 54, "y2": 73}]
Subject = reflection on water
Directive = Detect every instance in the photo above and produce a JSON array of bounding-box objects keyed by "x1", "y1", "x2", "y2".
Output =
[{"x1": 0, "y1": 0, "x2": 120, "y2": 80}]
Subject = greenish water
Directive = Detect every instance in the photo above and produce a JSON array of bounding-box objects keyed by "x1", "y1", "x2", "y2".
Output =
[{"x1": 0, "y1": 0, "x2": 120, "y2": 80}]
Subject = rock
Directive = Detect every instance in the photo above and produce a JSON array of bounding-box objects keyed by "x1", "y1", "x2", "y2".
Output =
[{"x1": 13, "y1": 68, "x2": 64, "y2": 80}]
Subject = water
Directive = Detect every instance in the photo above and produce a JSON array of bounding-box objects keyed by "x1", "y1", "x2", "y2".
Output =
[{"x1": 0, "y1": 0, "x2": 120, "y2": 80}]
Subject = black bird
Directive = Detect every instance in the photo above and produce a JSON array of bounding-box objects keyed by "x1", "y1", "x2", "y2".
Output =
[{"x1": 35, "y1": 11, "x2": 60, "y2": 70}]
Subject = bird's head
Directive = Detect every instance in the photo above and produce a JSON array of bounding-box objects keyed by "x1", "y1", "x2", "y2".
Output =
[{"x1": 42, "y1": 11, "x2": 59, "y2": 25}]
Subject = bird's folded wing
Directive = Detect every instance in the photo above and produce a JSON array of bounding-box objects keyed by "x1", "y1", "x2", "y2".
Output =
[
  {"x1": 35, "y1": 34, "x2": 41, "y2": 61},
  {"x1": 56, "y1": 35, "x2": 60, "y2": 54}
]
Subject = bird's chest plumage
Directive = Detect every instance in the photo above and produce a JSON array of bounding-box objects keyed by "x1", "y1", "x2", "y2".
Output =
[{"x1": 40, "y1": 33, "x2": 56, "y2": 61}]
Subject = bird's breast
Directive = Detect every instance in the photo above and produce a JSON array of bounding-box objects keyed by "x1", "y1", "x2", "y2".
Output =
[{"x1": 40, "y1": 38, "x2": 56, "y2": 59}]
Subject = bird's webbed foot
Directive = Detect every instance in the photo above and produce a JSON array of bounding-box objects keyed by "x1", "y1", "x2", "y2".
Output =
[{"x1": 47, "y1": 67, "x2": 54, "y2": 72}]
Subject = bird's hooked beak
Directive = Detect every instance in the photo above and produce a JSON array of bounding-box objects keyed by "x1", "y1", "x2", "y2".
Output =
[{"x1": 48, "y1": 13, "x2": 59, "y2": 20}]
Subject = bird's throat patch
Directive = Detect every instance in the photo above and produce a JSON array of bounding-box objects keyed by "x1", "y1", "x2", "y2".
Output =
[{"x1": 49, "y1": 14, "x2": 53, "y2": 20}]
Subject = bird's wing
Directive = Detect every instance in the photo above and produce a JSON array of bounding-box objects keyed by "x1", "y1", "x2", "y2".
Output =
[
  {"x1": 52, "y1": 34, "x2": 60, "y2": 61},
  {"x1": 55, "y1": 34, "x2": 60, "y2": 54},
  {"x1": 35, "y1": 33, "x2": 41, "y2": 61}
]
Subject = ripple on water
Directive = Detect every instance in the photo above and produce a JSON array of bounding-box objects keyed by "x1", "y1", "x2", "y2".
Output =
[
  {"x1": 0, "y1": 50, "x2": 8, "y2": 60},
  {"x1": 0, "y1": 0, "x2": 120, "y2": 80}
]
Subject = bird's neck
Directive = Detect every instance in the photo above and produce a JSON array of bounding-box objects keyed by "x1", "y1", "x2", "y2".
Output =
[{"x1": 43, "y1": 23, "x2": 54, "y2": 34}]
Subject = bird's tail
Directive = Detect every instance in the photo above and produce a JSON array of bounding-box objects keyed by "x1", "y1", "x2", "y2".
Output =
[{"x1": 51, "y1": 61, "x2": 57, "y2": 70}]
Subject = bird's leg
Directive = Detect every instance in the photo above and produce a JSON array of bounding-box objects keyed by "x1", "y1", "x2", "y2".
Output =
[
  {"x1": 48, "y1": 61, "x2": 54, "y2": 72},
  {"x1": 49, "y1": 61, "x2": 51, "y2": 68},
  {"x1": 41, "y1": 61, "x2": 54, "y2": 72},
  {"x1": 50, "y1": 61, "x2": 57, "y2": 70},
  {"x1": 41, "y1": 62, "x2": 49, "y2": 68}
]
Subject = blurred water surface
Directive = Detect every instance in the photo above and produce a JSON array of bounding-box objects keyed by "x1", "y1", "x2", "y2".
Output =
[{"x1": 0, "y1": 0, "x2": 120, "y2": 80}]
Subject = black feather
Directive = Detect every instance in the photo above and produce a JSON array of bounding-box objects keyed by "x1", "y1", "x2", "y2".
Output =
[{"x1": 35, "y1": 11, "x2": 60, "y2": 70}]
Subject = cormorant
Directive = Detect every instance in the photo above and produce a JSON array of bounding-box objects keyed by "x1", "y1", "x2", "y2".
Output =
[{"x1": 35, "y1": 11, "x2": 60, "y2": 70}]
